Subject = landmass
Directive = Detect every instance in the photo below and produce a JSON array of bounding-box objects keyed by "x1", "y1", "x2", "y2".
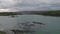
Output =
[
  {"x1": 0, "y1": 10, "x2": 60, "y2": 17},
  {"x1": 30, "y1": 10, "x2": 60, "y2": 16},
  {"x1": 0, "y1": 12, "x2": 22, "y2": 16}
]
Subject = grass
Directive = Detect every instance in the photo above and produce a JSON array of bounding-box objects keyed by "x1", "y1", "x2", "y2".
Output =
[
  {"x1": 30, "y1": 10, "x2": 60, "y2": 16},
  {"x1": 0, "y1": 31, "x2": 6, "y2": 34},
  {"x1": 0, "y1": 12, "x2": 22, "y2": 16}
]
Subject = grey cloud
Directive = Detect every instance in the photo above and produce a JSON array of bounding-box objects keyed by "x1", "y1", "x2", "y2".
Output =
[{"x1": 0, "y1": 0, "x2": 60, "y2": 11}]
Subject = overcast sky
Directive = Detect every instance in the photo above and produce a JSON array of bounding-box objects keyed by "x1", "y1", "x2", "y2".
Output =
[{"x1": 0, "y1": 0, "x2": 60, "y2": 11}]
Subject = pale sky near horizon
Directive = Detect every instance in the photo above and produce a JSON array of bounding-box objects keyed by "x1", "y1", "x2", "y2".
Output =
[{"x1": 0, "y1": 0, "x2": 60, "y2": 11}]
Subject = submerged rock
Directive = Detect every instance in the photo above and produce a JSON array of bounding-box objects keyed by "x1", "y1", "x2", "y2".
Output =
[
  {"x1": 11, "y1": 29, "x2": 35, "y2": 34},
  {"x1": 32, "y1": 22, "x2": 45, "y2": 25},
  {"x1": 11, "y1": 29, "x2": 35, "y2": 33},
  {"x1": 3, "y1": 29, "x2": 14, "y2": 34}
]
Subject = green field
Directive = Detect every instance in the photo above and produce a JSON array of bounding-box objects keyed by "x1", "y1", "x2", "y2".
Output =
[
  {"x1": 30, "y1": 10, "x2": 60, "y2": 16},
  {"x1": 0, "y1": 31, "x2": 6, "y2": 34}
]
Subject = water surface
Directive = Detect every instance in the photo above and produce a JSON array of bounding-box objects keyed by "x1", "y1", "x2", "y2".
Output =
[{"x1": 0, "y1": 15, "x2": 60, "y2": 34}]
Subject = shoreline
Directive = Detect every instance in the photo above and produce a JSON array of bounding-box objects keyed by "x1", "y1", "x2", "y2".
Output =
[
  {"x1": 30, "y1": 11, "x2": 60, "y2": 17},
  {"x1": 0, "y1": 10, "x2": 60, "y2": 17}
]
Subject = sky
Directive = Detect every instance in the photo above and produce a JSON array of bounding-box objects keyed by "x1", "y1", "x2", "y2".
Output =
[{"x1": 0, "y1": 0, "x2": 60, "y2": 11}]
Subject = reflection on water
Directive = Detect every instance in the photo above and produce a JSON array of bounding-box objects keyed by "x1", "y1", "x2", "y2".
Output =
[{"x1": 0, "y1": 15, "x2": 60, "y2": 34}]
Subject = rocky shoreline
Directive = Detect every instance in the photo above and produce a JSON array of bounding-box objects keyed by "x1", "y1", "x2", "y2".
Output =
[{"x1": 0, "y1": 22, "x2": 45, "y2": 34}]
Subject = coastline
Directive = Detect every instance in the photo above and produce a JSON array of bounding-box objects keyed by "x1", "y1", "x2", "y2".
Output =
[
  {"x1": 0, "y1": 10, "x2": 60, "y2": 17},
  {"x1": 30, "y1": 10, "x2": 60, "y2": 17}
]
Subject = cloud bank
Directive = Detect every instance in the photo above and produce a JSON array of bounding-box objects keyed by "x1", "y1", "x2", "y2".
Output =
[{"x1": 0, "y1": 0, "x2": 60, "y2": 11}]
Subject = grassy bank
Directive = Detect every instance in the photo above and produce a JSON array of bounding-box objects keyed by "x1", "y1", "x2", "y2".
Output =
[
  {"x1": 30, "y1": 10, "x2": 60, "y2": 16},
  {"x1": 0, "y1": 10, "x2": 60, "y2": 16},
  {"x1": 0, "y1": 12, "x2": 22, "y2": 16},
  {"x1": 0, "y1": 31, "x2": 6, "y2": 34}
]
